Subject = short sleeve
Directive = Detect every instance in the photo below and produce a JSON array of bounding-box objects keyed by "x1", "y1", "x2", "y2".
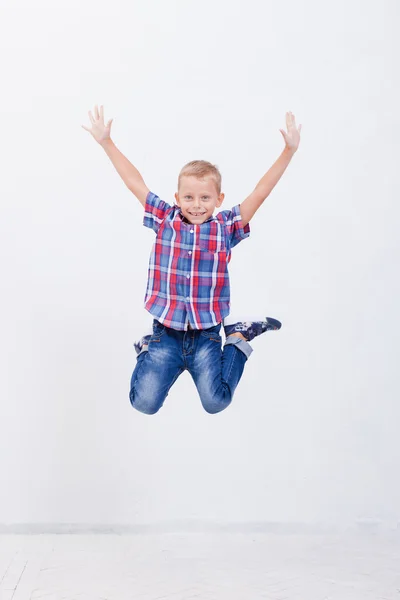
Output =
[
  {"x1": 143, "y1": 192, "x2": 172, "y2": 233},
  {"x1": 218, "y1": 204, "x2": 250, "y2": 249}
]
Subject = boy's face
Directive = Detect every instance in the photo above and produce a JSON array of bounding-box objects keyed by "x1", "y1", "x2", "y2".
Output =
[{"x1": 175, "y1": 176, "x2": 224, "y2": 225}]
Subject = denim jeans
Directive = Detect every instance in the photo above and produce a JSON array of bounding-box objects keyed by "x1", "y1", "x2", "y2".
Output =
[{"x1": 129, "y1": 320, "x2": 252, "y2": 415}]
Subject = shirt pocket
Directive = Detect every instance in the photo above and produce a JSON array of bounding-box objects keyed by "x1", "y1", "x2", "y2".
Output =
[{"x1": 197, "y1": 221, "x2": 226, "y2": 253}]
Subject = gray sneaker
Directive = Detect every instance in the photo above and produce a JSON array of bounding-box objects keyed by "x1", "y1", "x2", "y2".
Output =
[{"x1": 224, "y1": 318, "x2": 281, "y2": 342}]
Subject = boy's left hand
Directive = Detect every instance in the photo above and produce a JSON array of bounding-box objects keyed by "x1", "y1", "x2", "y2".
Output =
[{"x1": 279, "y1": 111, "x2": 302, "y2": 154}]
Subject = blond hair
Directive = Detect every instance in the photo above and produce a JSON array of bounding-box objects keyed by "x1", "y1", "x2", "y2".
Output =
[{"x1": 178, "y1": 160, "x2": 222, "y2": 194}]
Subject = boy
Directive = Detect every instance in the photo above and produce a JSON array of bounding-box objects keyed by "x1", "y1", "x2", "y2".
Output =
[{"x1": 82, "y1": 106, "x2": 302, "y2": 414}]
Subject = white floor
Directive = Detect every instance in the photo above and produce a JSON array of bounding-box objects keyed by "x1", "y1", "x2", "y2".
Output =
[{"x1": 1, "y1": 531, "x2": 399, "y2": 599}]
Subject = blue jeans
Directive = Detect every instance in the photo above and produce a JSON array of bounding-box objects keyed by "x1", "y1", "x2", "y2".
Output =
[{"x1": 129, "y1": 320, "x2": 252, "y2": 415}]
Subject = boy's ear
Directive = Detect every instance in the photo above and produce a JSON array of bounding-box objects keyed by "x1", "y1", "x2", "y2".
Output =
[
  {"x1": 174, "y1": 192, "x2": 180, "y2": 206},
  {"x1": 216, "y1": 193, "x2": 225, "y2": 208}
]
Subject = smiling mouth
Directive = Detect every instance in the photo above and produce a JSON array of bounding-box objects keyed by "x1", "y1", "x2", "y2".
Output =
[{"x1": 189, "y1": 212, "x2": 206, "y2": 216}]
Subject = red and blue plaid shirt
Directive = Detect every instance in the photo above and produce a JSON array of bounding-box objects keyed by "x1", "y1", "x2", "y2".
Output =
[{"x1": 143, "y1": 191, "x2": 250, "y2": 330}]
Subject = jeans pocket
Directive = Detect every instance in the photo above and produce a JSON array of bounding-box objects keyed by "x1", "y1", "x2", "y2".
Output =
[
  {"x1": 151, "y1": 320, "x2": 166, "y2": 342},
  {"x1": 200, "y1": 324, "x2": 222, "y2": 343}
]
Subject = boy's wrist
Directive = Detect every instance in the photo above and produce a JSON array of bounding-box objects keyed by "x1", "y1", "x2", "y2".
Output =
[
  {"x1": 100, "y1": 137, "x2": 113, "y2": 149},
  {"x1": 283, "y1": 147, "x2": 296, "y2": 159}
]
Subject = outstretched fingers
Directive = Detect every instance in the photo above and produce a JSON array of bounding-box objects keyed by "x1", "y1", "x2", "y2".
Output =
[
  {"x1": 286, "y1": 111, "x2": 295, "y2": 130},
  {"x1": 286, "y1": 111, "x2": 302, "y2": 134}
]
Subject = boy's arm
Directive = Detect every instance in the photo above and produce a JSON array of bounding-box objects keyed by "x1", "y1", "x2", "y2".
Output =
[
  {"x1": 240, "y1": 112, "x2": 302, "y2": 227},
  {"x1": 82, "y1": 105, "x2": 149, "y2": 207},
  {"x1": 240, "y1": 148, "x2": 294, "y2": 227},
  {"x1": 100, "y1": 139, "x2": 149, "y2": 207}
]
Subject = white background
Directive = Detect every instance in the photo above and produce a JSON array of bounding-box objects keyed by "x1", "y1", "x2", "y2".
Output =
[{"x1": 0, "y1": 0, "x2": 398, "y2": 529}]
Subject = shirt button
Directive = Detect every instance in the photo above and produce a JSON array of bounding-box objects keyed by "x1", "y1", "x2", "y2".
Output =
[
  {"x1": 186, "y1": 296, "x2": 190, "y2": 301},
  {"x1": 188, "y1": 251, "x2": 192, "y2": 255},
  {"x1": 186, "y1": 274, "x2": 190, "y2": 279},
  {"x1": 190, "y1": 229, "x2": 194, "y2": 233}
]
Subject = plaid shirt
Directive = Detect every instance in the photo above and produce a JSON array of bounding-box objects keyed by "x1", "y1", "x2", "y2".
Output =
[{"x1": 143, "y1": 192, "x2": 250, "y2": 330}]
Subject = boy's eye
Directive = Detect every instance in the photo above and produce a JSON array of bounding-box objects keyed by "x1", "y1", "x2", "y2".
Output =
[
  {"x1": 184, "y1": 195, "x2": 192, "y2": 199},
  {"x1": 201, "y1": 196, "x2": 210, "y2": 200}
]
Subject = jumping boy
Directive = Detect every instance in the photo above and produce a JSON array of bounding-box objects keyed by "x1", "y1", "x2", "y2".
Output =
[{"x1": 82, "y1": 106, "x2": 302, "y2": 414}]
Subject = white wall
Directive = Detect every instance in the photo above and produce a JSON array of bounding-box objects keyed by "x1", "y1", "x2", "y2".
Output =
[{"x1": 1, "y1": 0, "x2": 399, "y2": 529}]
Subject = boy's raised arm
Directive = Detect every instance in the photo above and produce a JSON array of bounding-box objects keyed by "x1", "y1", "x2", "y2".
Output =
[
  {"x1": 82, "y1": 105, "x2": 149, "y2": 207},
  {"x1": 240, "y1": 112, "x2": 302, "y2": 227}
]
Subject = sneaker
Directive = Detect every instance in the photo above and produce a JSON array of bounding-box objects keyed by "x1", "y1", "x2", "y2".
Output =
[
  {"x1": 224, "y1": 317, "x2": 281, "y2": 342},
  {"x1": 134, "y1": 334, "x2": 152, "y2": 355}
]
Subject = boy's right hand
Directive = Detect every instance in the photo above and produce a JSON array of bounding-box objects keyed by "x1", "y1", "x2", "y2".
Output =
[{"x1": 82, "y1": 105, "x2": 113, "y2": 145}]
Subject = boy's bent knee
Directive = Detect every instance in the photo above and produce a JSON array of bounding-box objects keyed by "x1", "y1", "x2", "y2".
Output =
[
  {"x1": 129, "y1": 390, "x2": 163, "y2": 415},
  {"x1": 201, "y1": 398, "x2": 231, "y2": 415},
  {"x1": 198, "y1": 386, "x2": 233, "y2": 414}
]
